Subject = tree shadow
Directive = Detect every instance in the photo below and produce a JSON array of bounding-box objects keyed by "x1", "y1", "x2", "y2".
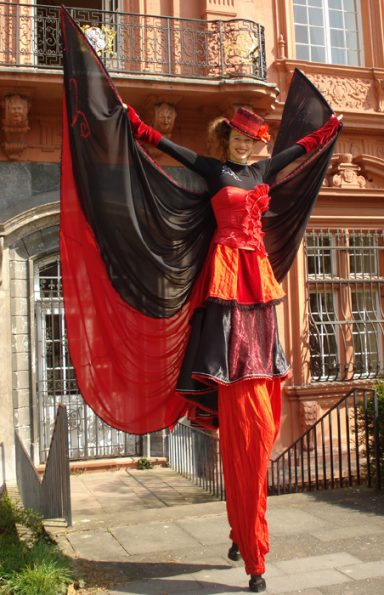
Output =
[
  {"x1": 109, "y1": 576, "x2": 245, "y2": 594},
  {"x1": 298, "y1": 485, "x2": 384, "y2": 516},
  {"x1": 71, "y1": 558, "x2": 242, "y2": 592}
]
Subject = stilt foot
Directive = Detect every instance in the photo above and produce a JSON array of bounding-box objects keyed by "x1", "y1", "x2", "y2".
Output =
[
  {"x1": 227, "y1": 541, "x2": 241, "y2": 561},
  {"x1": 249, "y1": 574, "x2": 266, "y2": 592}
]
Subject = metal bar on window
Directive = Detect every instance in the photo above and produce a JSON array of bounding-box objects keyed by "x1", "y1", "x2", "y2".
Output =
[{"x1": 306, "y1": 229, "x2": 384, "y2": 383}]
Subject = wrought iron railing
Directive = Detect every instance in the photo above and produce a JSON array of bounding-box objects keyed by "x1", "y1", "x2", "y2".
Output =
[
  {"x1": 15, "y1": 404, "x2": 72, "y2": 525},
  {"x1": 168, "y1": 421, "x2": 225, "y2": 499},
  {"x1": 0, "y1": 3, "x2": 266, "y2": 80},
  {"x1": 169, "y1": 388, "x2": 383, "y2": 499},
  {"x1": 269, "y1": 388, "x2": 383, "y2": 494}
]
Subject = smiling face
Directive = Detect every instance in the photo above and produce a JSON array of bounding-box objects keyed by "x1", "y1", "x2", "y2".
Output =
[{"x1": 227, "y1": 129, "x2": 255, "y2": 163}]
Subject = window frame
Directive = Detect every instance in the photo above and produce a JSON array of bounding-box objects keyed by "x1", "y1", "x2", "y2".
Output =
[
  {"x1": 292, "y1": 0, "x2": 364, "y2": 67},
  {"x1": 305, "y1": 228, "x2": 384, "y2": 383}
]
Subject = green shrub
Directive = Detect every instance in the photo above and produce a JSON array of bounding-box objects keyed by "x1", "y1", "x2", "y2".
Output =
[
  {"x1": 0, "y1": 496, "x2": 43, "y2": 541},
  {"x1": 137, "y1": 457, "x2": 154, "y2": 470},
  {"x1": 356, "y1": 383, "x2": 384, "y2": 485},
  {"x1": 0, "y1": 495, "x2": 72, "y2": 594},
  {"x1": 2, "y1": 555, "x2": 72, "y2": 595}
]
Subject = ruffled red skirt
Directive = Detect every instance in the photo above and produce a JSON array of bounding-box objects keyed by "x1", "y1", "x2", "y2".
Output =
[{"x1": 176, "y1": 242, "x2": 290, "y2": 400}]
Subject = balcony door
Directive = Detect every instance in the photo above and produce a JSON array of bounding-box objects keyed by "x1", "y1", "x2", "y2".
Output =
[{"x1": 35, "y1": 1, "x2": 123, "y2": 67}]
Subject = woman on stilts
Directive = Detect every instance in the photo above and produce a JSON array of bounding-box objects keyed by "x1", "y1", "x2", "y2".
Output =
[{"x1": 122, "y1": 104, "x2": 341, "y2": 591}]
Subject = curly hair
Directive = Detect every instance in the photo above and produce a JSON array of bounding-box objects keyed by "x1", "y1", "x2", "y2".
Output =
[{"x1": 207, "y1": 117, "x2": 231, "y2": 161}]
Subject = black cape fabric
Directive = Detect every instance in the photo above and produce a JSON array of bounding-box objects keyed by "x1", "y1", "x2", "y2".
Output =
[
  {"x1": 264, "y1": 69, "x2": 338, "y2": 281},
  {"x1": 60, "y1": 7, "x2": 340, "y2": 433}
]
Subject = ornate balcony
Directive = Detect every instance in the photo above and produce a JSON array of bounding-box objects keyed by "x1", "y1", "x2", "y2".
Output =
[{"x1": 0, "y1": 3, "x2": 266, "y2": 81}]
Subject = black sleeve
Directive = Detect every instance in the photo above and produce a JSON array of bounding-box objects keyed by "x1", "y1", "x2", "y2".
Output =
[
  {"x1": 157, "y1": 137, "x2": 220, "y2": 179},
  {"x1": 264, "y1": 144, "x2": 306, "y2": 180}
]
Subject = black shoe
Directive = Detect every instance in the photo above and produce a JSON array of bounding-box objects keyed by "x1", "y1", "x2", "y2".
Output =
[
  {"x1": 249, "y1": 575, "x2": 266, "y2": 592},
  {"x1": 227, "y1": 541, "x2": 241, "y2": 561}
]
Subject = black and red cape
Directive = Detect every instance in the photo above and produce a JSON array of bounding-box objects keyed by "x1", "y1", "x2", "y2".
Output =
[{"x1": 60, "y1": 7, "x2": 339, "y2": 434}]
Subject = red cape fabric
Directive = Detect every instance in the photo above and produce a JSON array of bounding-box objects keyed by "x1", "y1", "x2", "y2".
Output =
[{"x1": 61, "y1": 103, "x2": 194, "y2": 432}]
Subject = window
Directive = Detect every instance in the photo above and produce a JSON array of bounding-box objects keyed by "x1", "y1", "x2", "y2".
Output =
[
  {"x1": 306, "y1": 229, "x2": 384, "y2": 382},
  {"x1": 293, "y1": 0, "x2": 362, "y2": 66}
]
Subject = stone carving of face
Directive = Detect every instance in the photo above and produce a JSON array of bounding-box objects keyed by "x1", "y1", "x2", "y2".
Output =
[
  {"x1": 4, "y1": 95, "x2": 29, "y2": 127},
  {"x1": 153, "y1": 102, "x2": 176, "y2": 134}
]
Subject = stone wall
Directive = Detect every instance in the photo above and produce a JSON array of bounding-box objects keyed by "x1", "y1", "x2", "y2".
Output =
[{"x1": 1, "y1": 161, "x2": 60, "y2": 480}]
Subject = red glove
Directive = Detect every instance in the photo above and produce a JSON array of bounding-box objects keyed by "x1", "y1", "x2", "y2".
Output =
[
  {"x1": 296, "y1": 114, "x2": 341, "y2": 154},
  {"x1": 123, "y1": 103, "x2": 162, "y2": 147}
]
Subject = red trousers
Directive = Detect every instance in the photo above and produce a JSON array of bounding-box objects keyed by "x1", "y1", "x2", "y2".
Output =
[{"x1": 218, "y1": 378, "x2": 282, "y2": 575}]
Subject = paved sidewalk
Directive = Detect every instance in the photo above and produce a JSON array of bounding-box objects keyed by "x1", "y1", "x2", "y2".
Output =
[{"x1": 48, "y1": 467, "x2": 384, "y2": 594}]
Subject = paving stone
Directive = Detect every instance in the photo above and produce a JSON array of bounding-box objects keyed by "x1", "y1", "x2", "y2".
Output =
[
  {"x1": 176, "y1": 515, "x2": 231, "y2": 545},
  {"x1": 268, "y1": 508, "x2": 327, "y2": 535},
  {"x1": 148, "y1": 542, "x2": 230, "y2": 566},
  {"x1": 111, "y1": 576, "x2": 202, "y2": 594},
  {"x1": 268, "y1": 532, "x2": 328, "y2": 562},
  {"x1": 303, "y1": 505, "x2": 378, "y2": 526},
  {"x1": 108, "y1": 577, "x2": 240, "y2": 594},
  {"x1": 319, "y1": 577, "x2": 384, "y2": 594},
  {"x1": 275, "y1": 552, "x2": 361, "y2": 574},
  {"x1": 342, "y1": 533, "x2": 384, "y2": 562},
  {"x1": 67, "y1": 529, "x2": 130, "y2": 561},
  {"x1": 311, "y1": 523, "x2": 384, "y2": 542},
  {"x1": 266, "y1": 569, "x2": 351, "y2": 594},
  {"x1": 279, "y1": 590, "x2": 323, "y2": 595},
  {"x1": 191, "y1": 562, "x2": 284, "y2": 587},
  {"x1": 111, "y1": 521, "x2": 199, "y2": 555},
  {"x1": 336, "y1": 560, "x2": 384, "y2": 580}
]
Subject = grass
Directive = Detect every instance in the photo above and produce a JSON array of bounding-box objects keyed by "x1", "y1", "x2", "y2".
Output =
[{"x1": 0, "y1": 494, "x2": 73, "y2": 595}]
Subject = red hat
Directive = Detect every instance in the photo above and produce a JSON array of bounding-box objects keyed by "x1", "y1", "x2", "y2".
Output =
[{"x1": 225, "y1": 107, "x2": 270, "y2": 143}]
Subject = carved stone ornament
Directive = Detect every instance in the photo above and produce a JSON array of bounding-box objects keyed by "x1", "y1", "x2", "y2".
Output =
[
  {"x1": 81, "y1": 24, "x2": 116, "y2": 57},
  {"x1": 308, "y1": 74, "x2": 372, "y2": 111},
  {"x1": 278, "y1": 34, "x2": 287, "y2": 60},
  {"x1": 331, "y1": 153, "x2": 367, "y2": 188},
  {"x1": 143, "y1": 98, "x2": 177, "y2": 158},
  {"x1": 374, "y1": 77, "x2": 384, "y2": 112},
  {"x1": 1, "y1": 94, "x2": 30, "y2": 160},
  {"x1": 299, "y1": 400, "x2": 318, "y2": 451}
]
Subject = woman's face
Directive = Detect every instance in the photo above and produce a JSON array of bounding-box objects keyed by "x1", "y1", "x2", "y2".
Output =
[{"x1": 227, "y1": 129, "x2": 255, "y2": 163}]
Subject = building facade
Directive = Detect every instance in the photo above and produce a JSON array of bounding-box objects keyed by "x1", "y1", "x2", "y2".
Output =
[{"x1": 1, "y1": 0, "x2": 383, "y2": 481}]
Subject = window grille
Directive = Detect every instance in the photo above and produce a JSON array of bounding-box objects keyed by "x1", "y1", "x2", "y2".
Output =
[
  {"x1": 305, "y1": 229, "x2": 384, "y2": 382},
  {"x1": 293, "y1": 0, "x2": 362, "y2": 66},
  {"x1": 34, "y1": 256, "x2": 166, "y2": 462}
]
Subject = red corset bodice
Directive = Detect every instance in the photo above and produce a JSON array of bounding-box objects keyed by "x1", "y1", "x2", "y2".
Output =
[{"x1": 211, "y1": 184, "x2": 270, "y2": 253}]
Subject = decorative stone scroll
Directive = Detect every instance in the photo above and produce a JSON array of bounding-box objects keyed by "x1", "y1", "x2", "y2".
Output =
[
  {"x1": 308, "y1": 74, "x2": 372, "y2": 111},
  {"x1": 1, "y1": 94, "x2": 30, "y2": 160}
]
